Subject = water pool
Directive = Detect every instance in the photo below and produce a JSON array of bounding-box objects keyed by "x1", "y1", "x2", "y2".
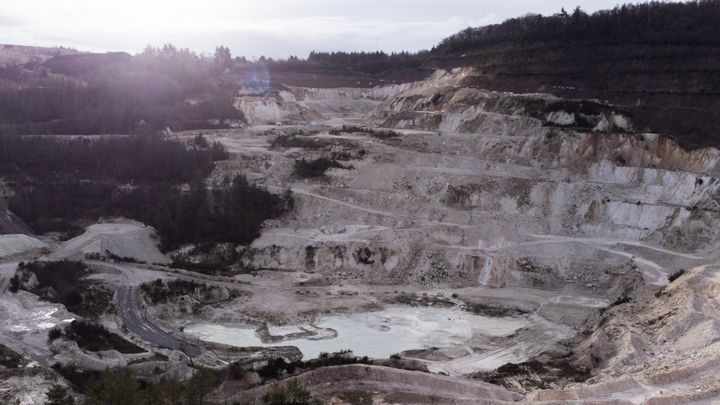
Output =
[{"x1": 184, "y1": 306, "x2": 527, "y2": 360}]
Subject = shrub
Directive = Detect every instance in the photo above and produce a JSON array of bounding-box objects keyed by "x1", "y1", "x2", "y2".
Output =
[
  {"x1": 64, "y1": 320, "x2": 145, "y2": 354},
  {"x1": 48, "y1": 327, "x2": 62, "y2": 342},
  {"x1": 329, "y1": 125, "x2": 399, "y2": 140},
  {"x1": 8, "y1": 275, "x2": 19, "y2": 293},
  {"x1": 15, "y1": 261, "x2": 85, "y2": 306},
  {"x1": 13, "y1": 260, "x2": 113, "y2": 318},
  {"x1": 270, "y1": 135, "x2": 325, "y2": 149},
  {"x1": 105, "y1": 251, "x2": 141, "y2": 264},
  {"x1": 668, "y1": 269, "x2": 686, "y2": 283},
  {"x1": 140, "y1": 278, "x2": 239, "y2": 304},
  {"x1": 258, "y1": 357, "x2": 293, "y2": 379},
  {"x1": 340, "y1": 390, "x2": 373, "y2": 405},
  {"x1": 192, "y1": 134, "x2": 210, "y2": 149},
  {"x1": 82, "y1": 366, "x2": 219, "y2": 403},
  {"x1": 262, "y1": 380, "x2": 314, "y2": 405},
  {"x1": 0, "y1": 344, "x2": 23, "y2": 368},
  {"x1": 294, "y1": 158, "x2": 345, "y2": 178},
  {"x1": 227, "y1": 362, "x2": 248, "y2": 380},
  {"x1": 610, "y1": 296, "x2": 632, "y2": 307},
  {"x1": 257, "y1": 353, "x2": 371, "y2": 381},
  {"x1": 44, "y1": 384, "x2": 75, "y2": 405}
]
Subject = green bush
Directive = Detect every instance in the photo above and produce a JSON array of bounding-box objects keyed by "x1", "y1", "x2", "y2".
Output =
[
  {"x1": 262, "y1": 380, "x2": 314, "y2": 405},
  {"x1": 44, "y1": 385, "x2": 75, "y2": 405},
  {"x1": 340, "y1": 390, "x2": 373, "y2": 405}
]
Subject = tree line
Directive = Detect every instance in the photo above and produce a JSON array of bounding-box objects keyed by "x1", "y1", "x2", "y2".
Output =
[
  {"x1": 0, "y1": 45, "x2": 243, "y2": 135},
  {"x1": 433, "y1": 1, "x2": 720, "y2": 55},
  {"x1": 0, "y1": 134, "x2": 223, "y2": 183}
]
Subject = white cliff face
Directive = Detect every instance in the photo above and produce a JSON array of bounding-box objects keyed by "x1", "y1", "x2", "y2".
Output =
[
  {"x1": 230, "y1": 68, "x2": 720, "y2": 293},
  {"x1": 234, "y1": 85, "x2": 407, "y2": 125}
]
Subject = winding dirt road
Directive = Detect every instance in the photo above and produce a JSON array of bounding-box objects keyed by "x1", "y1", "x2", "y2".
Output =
[
  {"x1": 93, "y1": 262, "x2": 204, "y2": 357},
  {"x1": 115, "y1": 284, "x2": 202, "y2": 357}
]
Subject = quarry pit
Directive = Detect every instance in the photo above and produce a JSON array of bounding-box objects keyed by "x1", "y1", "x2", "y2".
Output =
[{"x1": 2, "y1": 67, "x2": 720, "y2": 404}]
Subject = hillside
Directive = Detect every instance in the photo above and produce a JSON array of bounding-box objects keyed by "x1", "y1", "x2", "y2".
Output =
[
  {"x1": 264, "y1": 1, "x2": 720, "y2": 149},
  {"x1": 425, "y1": 1, "x2": 720, "y2": 150}
]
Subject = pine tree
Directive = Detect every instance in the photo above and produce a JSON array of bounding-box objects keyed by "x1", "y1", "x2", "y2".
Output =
[{"x1": 45, "y1": 385, "x2": 75, "y2": 405}]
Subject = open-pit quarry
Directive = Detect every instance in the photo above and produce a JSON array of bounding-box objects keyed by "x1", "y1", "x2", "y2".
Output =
[{"x1": 2, "y1": 67, "x2": 720, "y2": 404}]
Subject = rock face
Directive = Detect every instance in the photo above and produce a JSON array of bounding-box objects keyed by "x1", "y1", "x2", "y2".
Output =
[
  {"x1": 0, "y1": 44, "x2": 78, "y2": 66},
  {"x1": 529, "y1": 265, "x2": 720, "y2": 403},
  {"x1": 241, "y1": 68, "x2": 719, "y2": 293}
]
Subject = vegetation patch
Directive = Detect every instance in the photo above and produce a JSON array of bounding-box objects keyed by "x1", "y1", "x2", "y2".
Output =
[
  {"x1": 11, "y1": 260, "x2": 112, "y2": 318},
  {"x1": 45, "y1": 353, "x2": 381, "y2": 404},
  {"x1": 140, "y1": 278, "x2": 241, "y2": 305},
  {"x1": 0, "y1": 134, "x2": 222, "y2": 184},
  {"x1": 48, "y1": 327, "x2": 62, "y2": 342},
  {"x1": 52, "y1": 364, "x2": 221, "y2": 404},
  {"x1": 270, "y1": 134, "x2": 328, "y2": 150},
  {"x1": 105, "y1": 250, "x2": 145, "y2": 264},
  {"x1": 473, "y1": 354, "x2": 591, "y2": 393},
  {"x1": 257, "y1": 352, "x2": 372, "y2": 380},
  {"x1": 610, "y1": 296, "x2": 632, "y2": 307},
  {"x1": 332, "y1": 149, "x2": 366, "y2": 161},
  {"x1": 340, "y1": 390, "x2": 373, "y2": 405},
  {"x1": 64, "y1": 320, "x2": 146, "y2": 354},
  {"x1": 0, "y1": 344, "x2": 23, "y2": 369},
  {"x1": 462, "y1": 301, "x2": 528, "y2": 317},
  {"x1": 44, "y1": 384, "x2": 76, "y2": 405},
  {"x1": 294, "y1": 157, "x2": 347, "y2": 178},
  {"x1": 263, "y1": 380, "x2": 317, "y2": 405},
  {"x1": 51, "y1": 364, "x2": 102, "y2": 393},
  {"x1": 329, "y1": 125, "x2": 399, "y2": 140},
  {"x1": 1, "y1": 134, "x2": 292, "y2": 250},
  {"x1": 668, "y1": 269, "x2": 686, "y2": 283},
  {"x1": 385, "y1": 292, "x2": 455, "y2": 308}
]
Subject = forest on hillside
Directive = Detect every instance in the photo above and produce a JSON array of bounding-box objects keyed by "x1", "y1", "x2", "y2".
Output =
[
  {"x1": 258, "y1": 1, "x2": 720, "y2": 72},
  {"x1": 1, "y1": 134, "x2": 291, "y2": 249},
  {"x1": 433, "y1": 1, "x2": 720, "y2": 55},
  {"x1": 0, "y1": 45, "x2": 243, "y2": 135}
]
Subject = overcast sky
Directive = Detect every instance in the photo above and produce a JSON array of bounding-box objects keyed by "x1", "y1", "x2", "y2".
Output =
[{"x1": 1, "y1": 0, "x2": 657, "y2": 58}]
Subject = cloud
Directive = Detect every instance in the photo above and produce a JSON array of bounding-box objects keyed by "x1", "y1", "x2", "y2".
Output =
[
  {"x1": 1, "y1": 13, "x2": 499, "y2": 58},
  {"x1": 0, "y1": 13, "x2": 26, "y2": 28}
]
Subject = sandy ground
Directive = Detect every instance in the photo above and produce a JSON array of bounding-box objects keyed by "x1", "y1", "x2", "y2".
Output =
[
  {"x1": 48, "y1": 221, "x2": 170, "y2": 264},
  {"x1": 0, "y1": 234, "x2": 46, "y2": 260}
]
